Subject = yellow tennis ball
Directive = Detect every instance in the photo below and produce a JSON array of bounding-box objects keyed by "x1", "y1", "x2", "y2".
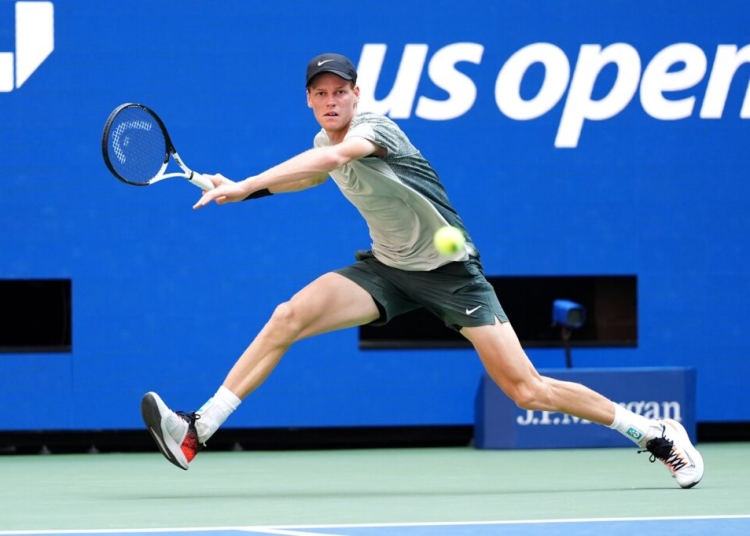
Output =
[{"x1": 434, "y1": 225, "x2": 465, "y2": 255}]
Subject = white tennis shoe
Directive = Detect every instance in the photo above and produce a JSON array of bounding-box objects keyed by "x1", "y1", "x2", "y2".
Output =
[
  {"x1": 141, "y1": 391, "x2": 203, "y2": 470},
  {"x1": 640, "y1": 419, "x2": 704, "y2": 489}
]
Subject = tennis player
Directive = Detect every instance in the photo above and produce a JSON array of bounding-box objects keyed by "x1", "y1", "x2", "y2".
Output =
[{"x1": 141, "y1": 53, "x2": 704, "y2": 488}]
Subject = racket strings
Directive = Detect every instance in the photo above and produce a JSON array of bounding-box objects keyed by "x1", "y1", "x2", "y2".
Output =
[
  {"x1": 111, "y1": 119, "x2": 154, "y2": 164},
  {"x1": 105, "y1": 107, "x2": 169, "y2": 184}
]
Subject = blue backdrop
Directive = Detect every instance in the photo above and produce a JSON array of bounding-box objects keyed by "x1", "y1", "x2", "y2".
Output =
[{"x1": 1, "y1": 0, "x2": 748, "y2": 431}]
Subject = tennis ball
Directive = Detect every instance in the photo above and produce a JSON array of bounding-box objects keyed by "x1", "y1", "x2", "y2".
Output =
[{"x1": 434, "y1": 225, "x2": 465, "y2": 255}]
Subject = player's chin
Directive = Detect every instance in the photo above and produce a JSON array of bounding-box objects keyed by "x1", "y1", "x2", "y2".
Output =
[{"x1": 320, "y1": 114, "x2": 342, "y2": 127}]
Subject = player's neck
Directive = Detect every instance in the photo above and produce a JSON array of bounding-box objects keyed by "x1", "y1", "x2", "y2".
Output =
[{"x1": 325, "y1": 127, "x2": 349, "y2": 145}]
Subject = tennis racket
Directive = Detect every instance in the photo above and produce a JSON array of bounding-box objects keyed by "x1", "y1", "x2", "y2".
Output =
[{"x1": 101, "y1": 103, "x2": 214, "y2": 190}]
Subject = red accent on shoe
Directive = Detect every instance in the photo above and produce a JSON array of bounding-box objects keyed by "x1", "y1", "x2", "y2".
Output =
[{"x1": 181, "y1": 427, "x2": 201, "y2": 463}]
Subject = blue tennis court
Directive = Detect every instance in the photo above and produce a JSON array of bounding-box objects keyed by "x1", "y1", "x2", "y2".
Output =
[{"x1": 4, "y1": 518, "x2": 750, "y2": 536}]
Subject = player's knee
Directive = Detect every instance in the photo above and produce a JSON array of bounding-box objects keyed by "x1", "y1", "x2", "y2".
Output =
[
  {"x1": 268, "y1": 301, "x2": 304, "y2": 342},
  {"x1": 509, "y1": 380, "x2": 546, "y2": 410}
]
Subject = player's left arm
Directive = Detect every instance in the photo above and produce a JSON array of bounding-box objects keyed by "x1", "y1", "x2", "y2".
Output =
[{"x1": 194, "y1": 137, "x2": 382, "y2": 208}]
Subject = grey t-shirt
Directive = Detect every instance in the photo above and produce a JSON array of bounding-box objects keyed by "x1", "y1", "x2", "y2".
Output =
[{"x1": 314, "y1": 112, "x2": 477, "y2": 271}]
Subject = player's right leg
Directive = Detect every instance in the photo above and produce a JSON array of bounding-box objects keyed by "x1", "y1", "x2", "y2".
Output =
[
  {"x1": 141, "y1": 272, "x2": 381, "y2": 469},
  {"x1": 220, "y1": 271, "x2": 382, "y2": 398}
]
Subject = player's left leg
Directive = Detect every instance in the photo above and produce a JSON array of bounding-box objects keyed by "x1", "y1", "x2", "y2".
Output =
[
  {"x1": 462, "y1": 319, "x2": 616, "y2": 423},
  {"x1": 461, "y1": 319, "x2": 704, "y2": 488}
]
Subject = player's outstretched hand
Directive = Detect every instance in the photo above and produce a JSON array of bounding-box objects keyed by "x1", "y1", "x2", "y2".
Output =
[{"x1": 193, "y1": 174, "x2": 248, "y2": 209}]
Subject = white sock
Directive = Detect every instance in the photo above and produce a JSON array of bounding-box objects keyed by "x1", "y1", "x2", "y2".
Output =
[
  {"x1": 608, "y1": 402, "x2": 655, "y2": 447},
  {"x1": 195, "y1": 386, "x2": 241, "y2": 443}
]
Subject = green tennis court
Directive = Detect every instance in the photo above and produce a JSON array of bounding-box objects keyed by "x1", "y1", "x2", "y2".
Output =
[{"x1": 1, "y1": 443, "x2": 748, "y2": 533}]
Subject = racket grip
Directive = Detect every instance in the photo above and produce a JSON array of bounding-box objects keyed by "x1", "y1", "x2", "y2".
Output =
[{"x1": 189, "y1": 172, "x2": 215, "y2": 191}]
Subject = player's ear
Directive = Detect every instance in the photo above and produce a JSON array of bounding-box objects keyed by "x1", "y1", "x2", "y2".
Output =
[{"x1": 306, "y1": 91, "x2": 312, "y2": 108}]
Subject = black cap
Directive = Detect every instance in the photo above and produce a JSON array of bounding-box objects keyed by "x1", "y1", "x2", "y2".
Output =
[{"x1": 306, "y1": 53, "x2": 357, "y2": 87}]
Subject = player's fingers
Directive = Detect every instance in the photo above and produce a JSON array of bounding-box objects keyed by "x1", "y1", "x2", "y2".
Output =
[
  {"x1": 216, "y1": 174, "x2": 235, "y2": 186},
  {"x1": 193, "y1": 183, "x2": 241, "y2": 209},
  {"x1": 193, "y1": 189, "x2": 219, "y2": 209},
  {"x1": 205, "y1": 173, "x2": 231, "y2": 188}
]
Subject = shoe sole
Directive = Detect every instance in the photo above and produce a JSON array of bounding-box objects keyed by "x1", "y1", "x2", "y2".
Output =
[
  {"x1": 140, "y1": 392, "x2": 189, "y2": 470},
  {"x1": 663, "y1": 418, "x2": 704, "y2": 489}
]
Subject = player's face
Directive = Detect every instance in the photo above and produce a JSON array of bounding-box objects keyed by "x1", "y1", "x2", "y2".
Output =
[{"x1": 307, "y1": 74, "x2": 359, "y2": 139}]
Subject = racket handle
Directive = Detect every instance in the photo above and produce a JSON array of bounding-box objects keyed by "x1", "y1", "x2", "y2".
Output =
[{"x1": 189, "y1": 172, "x2": 215, "y2": 191}]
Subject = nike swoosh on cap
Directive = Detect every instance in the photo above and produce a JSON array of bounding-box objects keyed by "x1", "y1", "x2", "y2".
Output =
[{"x1": 317, "y1": 59, "x2": 334, "y2": 66}]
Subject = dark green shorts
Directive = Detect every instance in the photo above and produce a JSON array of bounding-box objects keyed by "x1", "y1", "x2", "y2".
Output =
[{"x1": 334, "y1": 250, "x2": 508, "y2": 331}]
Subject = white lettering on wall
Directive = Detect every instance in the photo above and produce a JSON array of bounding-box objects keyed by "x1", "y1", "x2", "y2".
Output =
[{"x1": 357, "y1": 40, "x2": 750, "y2": 148}]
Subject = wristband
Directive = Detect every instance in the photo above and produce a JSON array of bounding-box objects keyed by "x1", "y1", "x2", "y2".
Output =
[{"x1": 243, "y1": 188, "x2": 273, "y2": 201}]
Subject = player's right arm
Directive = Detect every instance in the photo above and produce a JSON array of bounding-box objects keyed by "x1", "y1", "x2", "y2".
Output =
[
  {"x1": 267, "y1": 172, "x2": 329, "y2": 193},
  {"x1": 194, "y1": 137, "x2": 381, "y2": 209}
]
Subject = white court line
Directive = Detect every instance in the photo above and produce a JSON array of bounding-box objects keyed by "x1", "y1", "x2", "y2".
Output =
[
  {"x1": 242, "y1": 527, "x2": 341, "y2": 536},
  {"x1": 2, "y1": 516, "x2": 750, "y2": 535}
]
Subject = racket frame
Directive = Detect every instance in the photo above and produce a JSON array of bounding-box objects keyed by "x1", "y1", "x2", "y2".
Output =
[{"x1": 101, "y1": 103, "x2": 213, "y2": 190}]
